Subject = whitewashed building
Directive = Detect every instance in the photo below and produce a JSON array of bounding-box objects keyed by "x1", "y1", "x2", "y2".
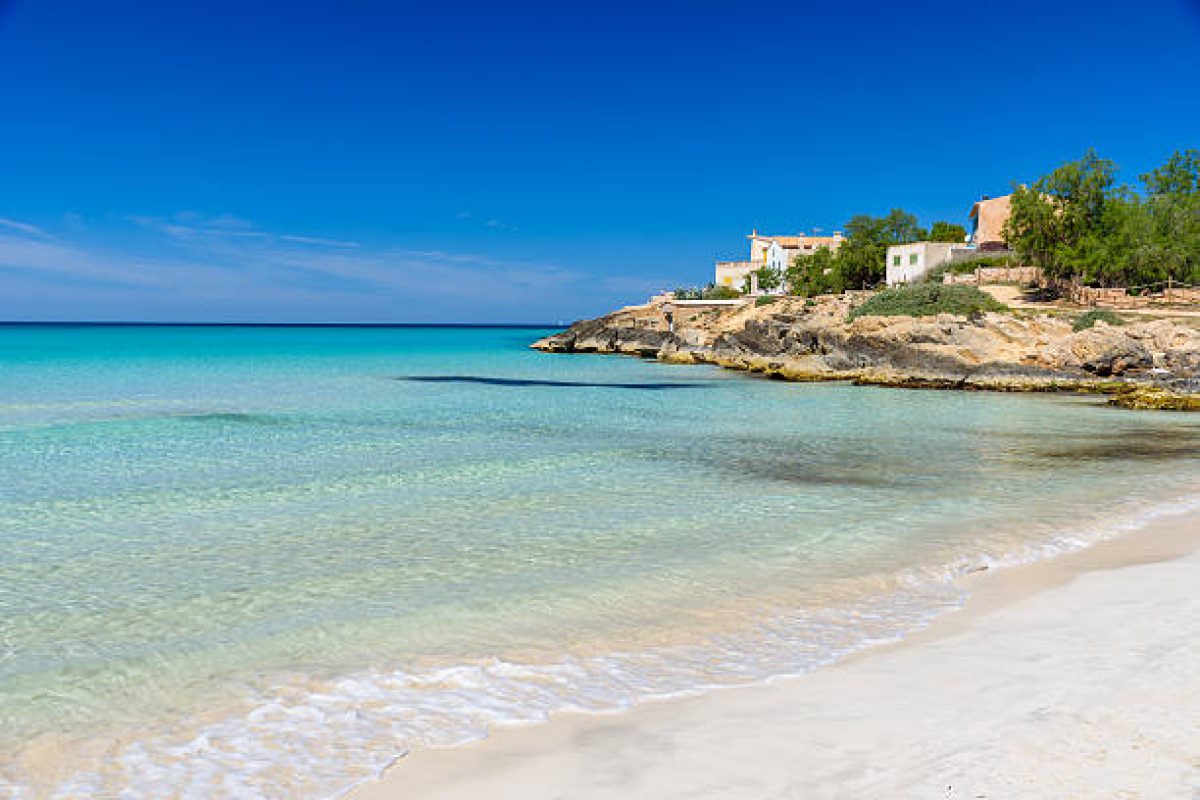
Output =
[
  {"x1": 715, "y1": 230, "x2": 844, "y2": 294},
  {"x1": 885, "y1": 242, "x2": 972, "y2": 285}
]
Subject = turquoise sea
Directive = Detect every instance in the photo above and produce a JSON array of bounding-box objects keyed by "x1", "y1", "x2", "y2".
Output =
[{"x1": 2, "y1": 324, "x2": 1198, "y2": 798}]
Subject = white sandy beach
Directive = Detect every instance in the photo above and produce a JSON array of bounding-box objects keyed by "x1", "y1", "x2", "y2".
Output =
[{"x1": 351, "y1": 510, "x2": 1200, "y2": 800}]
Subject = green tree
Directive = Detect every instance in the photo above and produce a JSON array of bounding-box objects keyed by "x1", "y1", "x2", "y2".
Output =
[
  {"x1": 882, "y1": 208, "x2": 927, "y2": 244},
  {"x1": 1139, "y1": 149, "x2": 1200, "y2": 285},
  {"x1": 835, "y1": 209, "x2": 926, "y2": 289},
  {"x1": 1142, "y1": 149, "x2": 1200, "y2": 197},
  {"x1": 1004, "y1": 149, "x2": 1117, "y2": 281},
  {"x1": 928, "y1": 221, "x2": 968, "y2": 243},
  {"x1": 752, "y1": 265, "x2": 782, "y2": 293},
  {"x1": 786, "y1": 246, "x2": 839, "y2": 296},
  {"x1": 1005, "y1": 148, "x2": 1199, "y2": 287}
]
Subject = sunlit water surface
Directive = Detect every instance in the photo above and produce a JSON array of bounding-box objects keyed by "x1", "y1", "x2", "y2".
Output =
[{"x1": 1, "y1": 324, "x2": 1198, "y2": 798}]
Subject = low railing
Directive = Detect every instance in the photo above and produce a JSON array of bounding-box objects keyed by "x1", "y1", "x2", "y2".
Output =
[{"x1": 1065, "y1": 280, "x2": 1200, "y2": 308}]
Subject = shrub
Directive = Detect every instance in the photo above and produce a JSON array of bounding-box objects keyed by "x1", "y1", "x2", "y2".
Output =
[
  {"x1": 848, "y1": 284, "x2": 1008, "y2": 321},
  {"x1": 674, "y1": 284, "x2": 742, "y2": 300},
  {"x1": 755, "y1": 295, "x2": 779, "y2": 307},
  {"x1": 1072, "y1": 309, "x2": 1125, "y2": 331},
  {"x1": 749, "y1": 266, "x2": 782, "y2": 294},
  {"x1": 704, "y1": 284, "x2": 742, "y2": 300}
]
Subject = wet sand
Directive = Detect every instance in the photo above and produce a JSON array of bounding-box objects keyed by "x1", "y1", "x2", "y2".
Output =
[{"x1": 350, "y1": 507, "x2": 1200, "y2": 799}]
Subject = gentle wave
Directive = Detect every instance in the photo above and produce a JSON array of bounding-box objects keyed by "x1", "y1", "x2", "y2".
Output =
[{"x1": 12, "y1": 492, "x2": 1197, "y2": 800}]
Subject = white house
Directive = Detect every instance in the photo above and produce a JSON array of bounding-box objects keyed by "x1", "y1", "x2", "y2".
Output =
[
  {"x1": 885, "y1": 242, "x2": 972, "y2": 285},
  {"x1": 715, "y1": 230, "x2": 844, "y2": 293},
  {"x1": 756, "y1": 232, "x2": 844, "y2": 272}
]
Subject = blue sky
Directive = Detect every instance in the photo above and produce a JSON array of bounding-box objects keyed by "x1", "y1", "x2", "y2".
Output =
[{"x1": 1, "y1": 0, "x2": 1198, "y2": 323}]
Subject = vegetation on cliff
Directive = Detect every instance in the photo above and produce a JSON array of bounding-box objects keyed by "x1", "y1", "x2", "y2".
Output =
[
  {"x1": 847, "y1": 284, "x2": 1008, "y2": 321},
  {"x1": 1005, "y1": 149, "x2": 1200, "y2": 288},
  {"x1": 1072, "y1": 309, "x2": 1125, "y2": 331},
  {"x1": 776, "y1": 148, "x2": 1199, "y2": 298},
  {"x1": 674, "y1": 283, "x2": 742, "y2": 300},
  {"x1": 1108, "y1": 385, "x2": 1200, "y2": 411},
  {"x1": 786, "y1": 209, "x2": 925, "y2": 295},
  {"x1": 747, "y1": 265, "x2": 783, "y2": 294}
]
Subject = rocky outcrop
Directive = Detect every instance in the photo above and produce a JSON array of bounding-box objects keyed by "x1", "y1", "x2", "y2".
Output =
[
  {"x1": 536, "y1": 313, "x2": 672, "y2": 358},
  {"x1": 1109, "y1": 385, "x2": 1200, "y2": 411},
  {"x1": 1068, "y1": 324, "x2": 1154, "y2": 376},
  {"x1": 534, "y1": 296, "x2": 1200, "y2": 407}
]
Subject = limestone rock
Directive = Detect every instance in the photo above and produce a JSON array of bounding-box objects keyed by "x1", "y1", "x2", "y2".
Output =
[
  {"x1": 1067, "y1": 327, "x2": 1153, "y2": 376},
  {"x1": 531, "y1": 293, "x2": 1200, "y2": 409}
]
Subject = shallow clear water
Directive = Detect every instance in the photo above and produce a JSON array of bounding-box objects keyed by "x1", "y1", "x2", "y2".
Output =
[{"x1": 1, "y1": 324, "x2": 1198, "y2": 798}]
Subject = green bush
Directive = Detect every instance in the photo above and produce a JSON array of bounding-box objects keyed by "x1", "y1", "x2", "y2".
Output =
[
  {"x1": 674, "y1": 284, "x2": 742, "y2": 301},
  {"x1": 755, "y1": 295, "x2": 779, "y2": 307},
  {"x1": 848, "y1": 284, "x2": 1008, "y2": 321},
  {"x1": 704, "y1": 285, "x2": 742, "y2": 300},
  {"x1": 1072, "y1": 309, "x2": 1125, "y2": 331},
  {"x1": 747, "y1": 266, "x2": 782, "y2": 294}
]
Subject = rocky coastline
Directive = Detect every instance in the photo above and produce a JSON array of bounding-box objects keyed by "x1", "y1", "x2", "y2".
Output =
[{"x1": 532, "y1": 296, "x2": 1200, "y2": 410}]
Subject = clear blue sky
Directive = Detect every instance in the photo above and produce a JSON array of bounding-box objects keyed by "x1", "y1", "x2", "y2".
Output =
[{"x1": 1, "y1": 0, "x2": 1198, "y2": 323}]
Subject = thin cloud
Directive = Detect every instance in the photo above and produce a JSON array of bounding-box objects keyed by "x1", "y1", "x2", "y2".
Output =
[
  {"x1": 129, "y1": 214, "x2": 360, "y2": 249},
  {"x1": 0, "y1": 232, "x2": 255, "y2": 292},
  {"x1": 0, "y1": 218, "x2": 49, "y2": 237},
  {"x1": 191, "y1": 212, "x2": 255, "y2": 230},
  {"x1": 279, "y1": 234, "x2": 360, "y2": 248},
  {"x1": 0, "y1": 212, "x2": 599, "y2": 321}
]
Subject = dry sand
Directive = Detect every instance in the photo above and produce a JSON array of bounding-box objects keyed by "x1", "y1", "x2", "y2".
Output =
[{"x1": 350, "y1": 510, "x2": 1200, "y2": 800}]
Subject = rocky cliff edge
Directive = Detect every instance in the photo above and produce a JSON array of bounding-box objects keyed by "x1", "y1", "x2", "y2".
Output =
[{"x1": 532, "y1": 296, "x2": 1200, "y2": 409}]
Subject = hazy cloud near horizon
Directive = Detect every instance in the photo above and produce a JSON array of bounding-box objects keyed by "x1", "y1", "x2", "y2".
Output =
[{"x1": 0, "y1": 214, "x2": 666, "y2": 323}]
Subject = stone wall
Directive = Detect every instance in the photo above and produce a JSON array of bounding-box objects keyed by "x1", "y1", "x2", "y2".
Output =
[
  {"x1": 1066, "y1": 283, "x2": 1200, "y2": 308},
  {"x1": 942, "y1": 266, "x2": 1043, "y2": 285}
]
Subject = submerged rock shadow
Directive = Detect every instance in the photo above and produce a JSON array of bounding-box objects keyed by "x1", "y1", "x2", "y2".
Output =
[
  {"x1": 961, "y1": 427, "x2": 1200, "y2": 463},
  {"x1": 174, "y1": 412, "x2": 284, "y2": 424},
  {"x1": 1032, "y1": 429, "x2": 1200, "y2": 462},
  {"x1": 397, "y1": 375, "x2": 710, "y2": 390}
]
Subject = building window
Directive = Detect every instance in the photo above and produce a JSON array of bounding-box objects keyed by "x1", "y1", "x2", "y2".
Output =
[
  {"x1": 892, "y1": 255, "x2": 901, "y2": 266},
  {"x1": 909, "y1": 254, "x2": 918, "y2": 265}
]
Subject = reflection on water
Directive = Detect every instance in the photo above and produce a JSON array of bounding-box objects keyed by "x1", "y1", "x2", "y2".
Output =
[{"x1": 0, "y1": 325, "x2": 1197, "y2": 798}]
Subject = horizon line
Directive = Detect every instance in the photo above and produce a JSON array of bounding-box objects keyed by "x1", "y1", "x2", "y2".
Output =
[{"x1": 0, "y1": 321, "x2": 565, "y2": 328}]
